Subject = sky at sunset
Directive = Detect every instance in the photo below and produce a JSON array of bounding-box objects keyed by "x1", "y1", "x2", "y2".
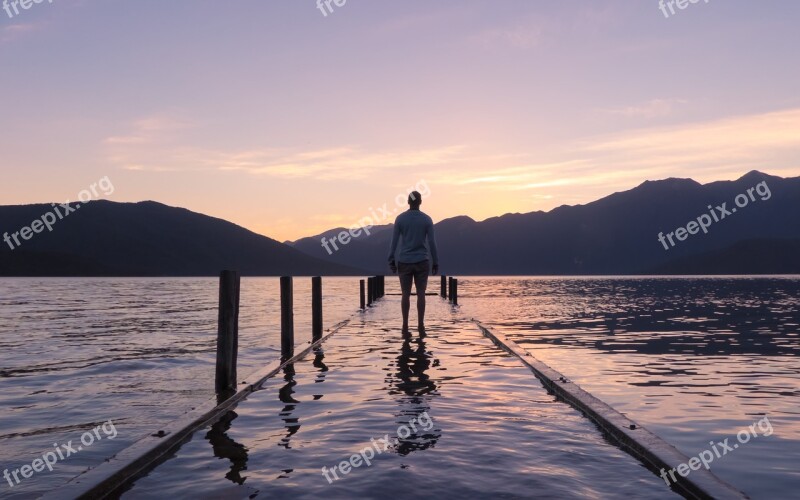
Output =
[{"x1": 2, "y1": 0, "x2": 800, "y2": 241}]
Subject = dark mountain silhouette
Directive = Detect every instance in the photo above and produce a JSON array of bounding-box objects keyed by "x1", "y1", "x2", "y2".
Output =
[
  {"x1": 3, "y1": 171, "x2": 796, "y2": 277},
  {"x1": 289, "y1": 171, "x2": 800, "y2": 275},
  {"x1": 0, "y1": 201, "x2": 364, "y2": 276},
  {"x1": 649, "y1": 238, "x2": 800, "y2": 275},
  {"x1": 286, "y1": 224, "x2": 393, "y2": 250},
  {"x1": 287, "y1": 224, "x2": 393, "y2": 265}
]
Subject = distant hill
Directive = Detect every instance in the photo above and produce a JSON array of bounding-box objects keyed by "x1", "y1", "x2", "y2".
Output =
[
  {"x1": 289, "y1": 171, "x2": 800, "y2": 275},
  {"x1": 287, "y1": 224, "x2": 393, "y2": 267},
  {"x1": 0, "y1": 201, "x2": 364, "y2": 276}
]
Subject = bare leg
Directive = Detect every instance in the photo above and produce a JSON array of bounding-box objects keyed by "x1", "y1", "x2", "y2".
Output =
[
  {"x1": 415, "y1": 270, "x2": 427, "y2": 333},
  {"x1": 401, "y1": 292, "x2": 410, "y2": 333},
  {"x1": 417, "y1": 292, "x2": 426, "y2": 332},
  {"x1": 399, "y1": 268, "x2": 413, "y2": 333}
]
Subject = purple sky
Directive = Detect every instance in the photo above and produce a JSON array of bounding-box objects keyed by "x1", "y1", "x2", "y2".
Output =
[{"x1": 2, "y1": 0, "x2": 799, "y2": 240}]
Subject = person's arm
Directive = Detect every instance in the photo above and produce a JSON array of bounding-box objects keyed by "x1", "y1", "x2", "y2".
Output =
[
  {"x1": 387, "y1": 219, "x2": 401, "y2": 272},
  {"x1": 427, "y1": 218, "x2": 439, "y2": 274}
]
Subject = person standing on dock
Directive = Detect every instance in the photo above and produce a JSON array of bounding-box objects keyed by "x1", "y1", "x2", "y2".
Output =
[{"x1": 388, "y1": 190, "x2": 440, "y2": 333}]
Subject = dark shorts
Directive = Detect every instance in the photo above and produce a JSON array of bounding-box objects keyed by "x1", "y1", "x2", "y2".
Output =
[{"x1": 398, "y1": 260, "x2": 429, "y2": 295}]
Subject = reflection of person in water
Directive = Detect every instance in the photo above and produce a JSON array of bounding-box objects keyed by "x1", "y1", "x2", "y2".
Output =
[
  {"x1": 395, "y1": 331, "x2": 437, "y2": 397},
  {"x1": 391, "y1": 331, "x2": 440, "y2": 455}
]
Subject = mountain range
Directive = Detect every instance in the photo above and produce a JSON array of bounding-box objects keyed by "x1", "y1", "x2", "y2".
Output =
[
  {"x1": 1, "y1": 171, "x2": 797, "y2": 276},
  {"x1": 0, "y1": 201, "x2": 360, "y2": 276},
  {"x1": 289, "y1": 170, "x2": 800, "y2": 275}
]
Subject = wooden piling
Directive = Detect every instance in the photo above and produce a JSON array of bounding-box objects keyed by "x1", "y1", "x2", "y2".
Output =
[
  {"x1": 45, "y1": 308, "x2": 360, "y2": 500},
  {"x1": 367, "y1": 277, "x2": 374, "y2": 306},
  {"x1": 360, "y1": 279, "x2": 366, "y2": 310},
  {"x1": 441, "y1": 275, "x2": 447, "y2": 298},
  {"x1": 448, "y1": 277, "x2": 454, "y2": 302},
  {"x1": 452, "y1": 278, "x2": 458, "y2": 305},
  {"x1": 280, "y1": 276, "x2": 294, "y2": 359},
  {"x1": 215, "y1": 270, "x2": 240, "y2": 394},
  {"x1": 312, "y1": 276, "x2": 322, "y2": 342}
]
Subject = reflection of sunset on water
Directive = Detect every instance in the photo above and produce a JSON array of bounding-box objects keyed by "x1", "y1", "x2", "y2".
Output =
[{"x1": 460, "y1": 277, "x2": 800, "y2": 497}]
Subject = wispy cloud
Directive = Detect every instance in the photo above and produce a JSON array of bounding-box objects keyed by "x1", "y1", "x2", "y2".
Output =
[
  {"x1": 211, "y1": 145, "x2": 467, "y2": 180},
  {"x1": 585, "y1": 107, "x2": 800, "y2": 165},
  {"x1": 106, "y1": 108, "x2": 800, "y2": 202},
  {"x1": 0, "y1": 22, "x2": 39, "y2": 44},
  {"x1": 427, "y1": 107, "x2": 800, "y2": 198},
  {"x1": 470, "y1": 22, "x2": 544, "y2": 50},
  {"x1": 468, "y1": 2, "x2": 621, "y2": 51},
  {"x1": 599, "y1": 98, "x2": 688, "y2": 119},
  {"x1": 105, "y1": 118, "x2": 469, "y2": 180},
  {"x1": 103, "y1": 114, "x2": 193, "y2": 145},
  {"x1": 429, "y1": 160, "x2": 590, "y2": 187}
]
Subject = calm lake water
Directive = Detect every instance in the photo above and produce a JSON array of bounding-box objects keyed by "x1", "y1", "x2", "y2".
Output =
[
  {"x1": 0, "y1": 277, "x2": 797, "y2": 498},
  {"x1": 122, "y1": 293, "x2": 678, "y2": 500},
  {"x1": 459, "y1": 277, "x2": 800, "y2": 499},
  {"x1": 0, "y1": 277, "x2": 360, "y2": 499}
]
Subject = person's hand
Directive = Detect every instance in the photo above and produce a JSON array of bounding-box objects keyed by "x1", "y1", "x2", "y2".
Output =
[
  {"x1": 389, "y1": 260, "x2": 397, "y2": 273},
  {"x1": 432, "y1": 264, "x2": 439, "y2": 275}
]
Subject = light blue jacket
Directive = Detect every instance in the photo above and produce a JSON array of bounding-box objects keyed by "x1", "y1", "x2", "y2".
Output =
[{"x1": 387, "y1": 209, "x2": 439, "y2": 265}]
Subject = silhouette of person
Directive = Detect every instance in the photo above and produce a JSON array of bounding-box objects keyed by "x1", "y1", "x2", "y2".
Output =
[{"x1": 387, "y1": 191, "x2": 439, "y2": 333}]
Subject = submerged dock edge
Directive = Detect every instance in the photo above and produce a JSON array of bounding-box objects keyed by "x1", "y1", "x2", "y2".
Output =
[
  {"x1": 473, "y1": 321, "x2": 748, "y2": 500},
  {"x1": 40, "y1": 318, "x2": 353, "y2": 500}
]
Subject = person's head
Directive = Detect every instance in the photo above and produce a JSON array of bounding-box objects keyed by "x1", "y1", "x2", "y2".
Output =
[{"x1": 408, "y1": 191, "x2": 422, "y2": 209}]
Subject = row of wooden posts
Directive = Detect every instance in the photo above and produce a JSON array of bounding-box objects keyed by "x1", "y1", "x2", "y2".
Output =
[
  {"x1": 215, "y1": 272, "x2": 458, "y2": 394},
  {"x1": 442, "y1": 275, "x2": 458, "y2": 305},
  {"x1": 360, "y1": 275, "x2": 385, "y2": 309}
]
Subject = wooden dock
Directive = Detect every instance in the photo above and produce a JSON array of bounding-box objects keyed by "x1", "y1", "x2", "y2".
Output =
[{"x1": 43, "y1": 274, "x2": 745, "y2": 500}]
